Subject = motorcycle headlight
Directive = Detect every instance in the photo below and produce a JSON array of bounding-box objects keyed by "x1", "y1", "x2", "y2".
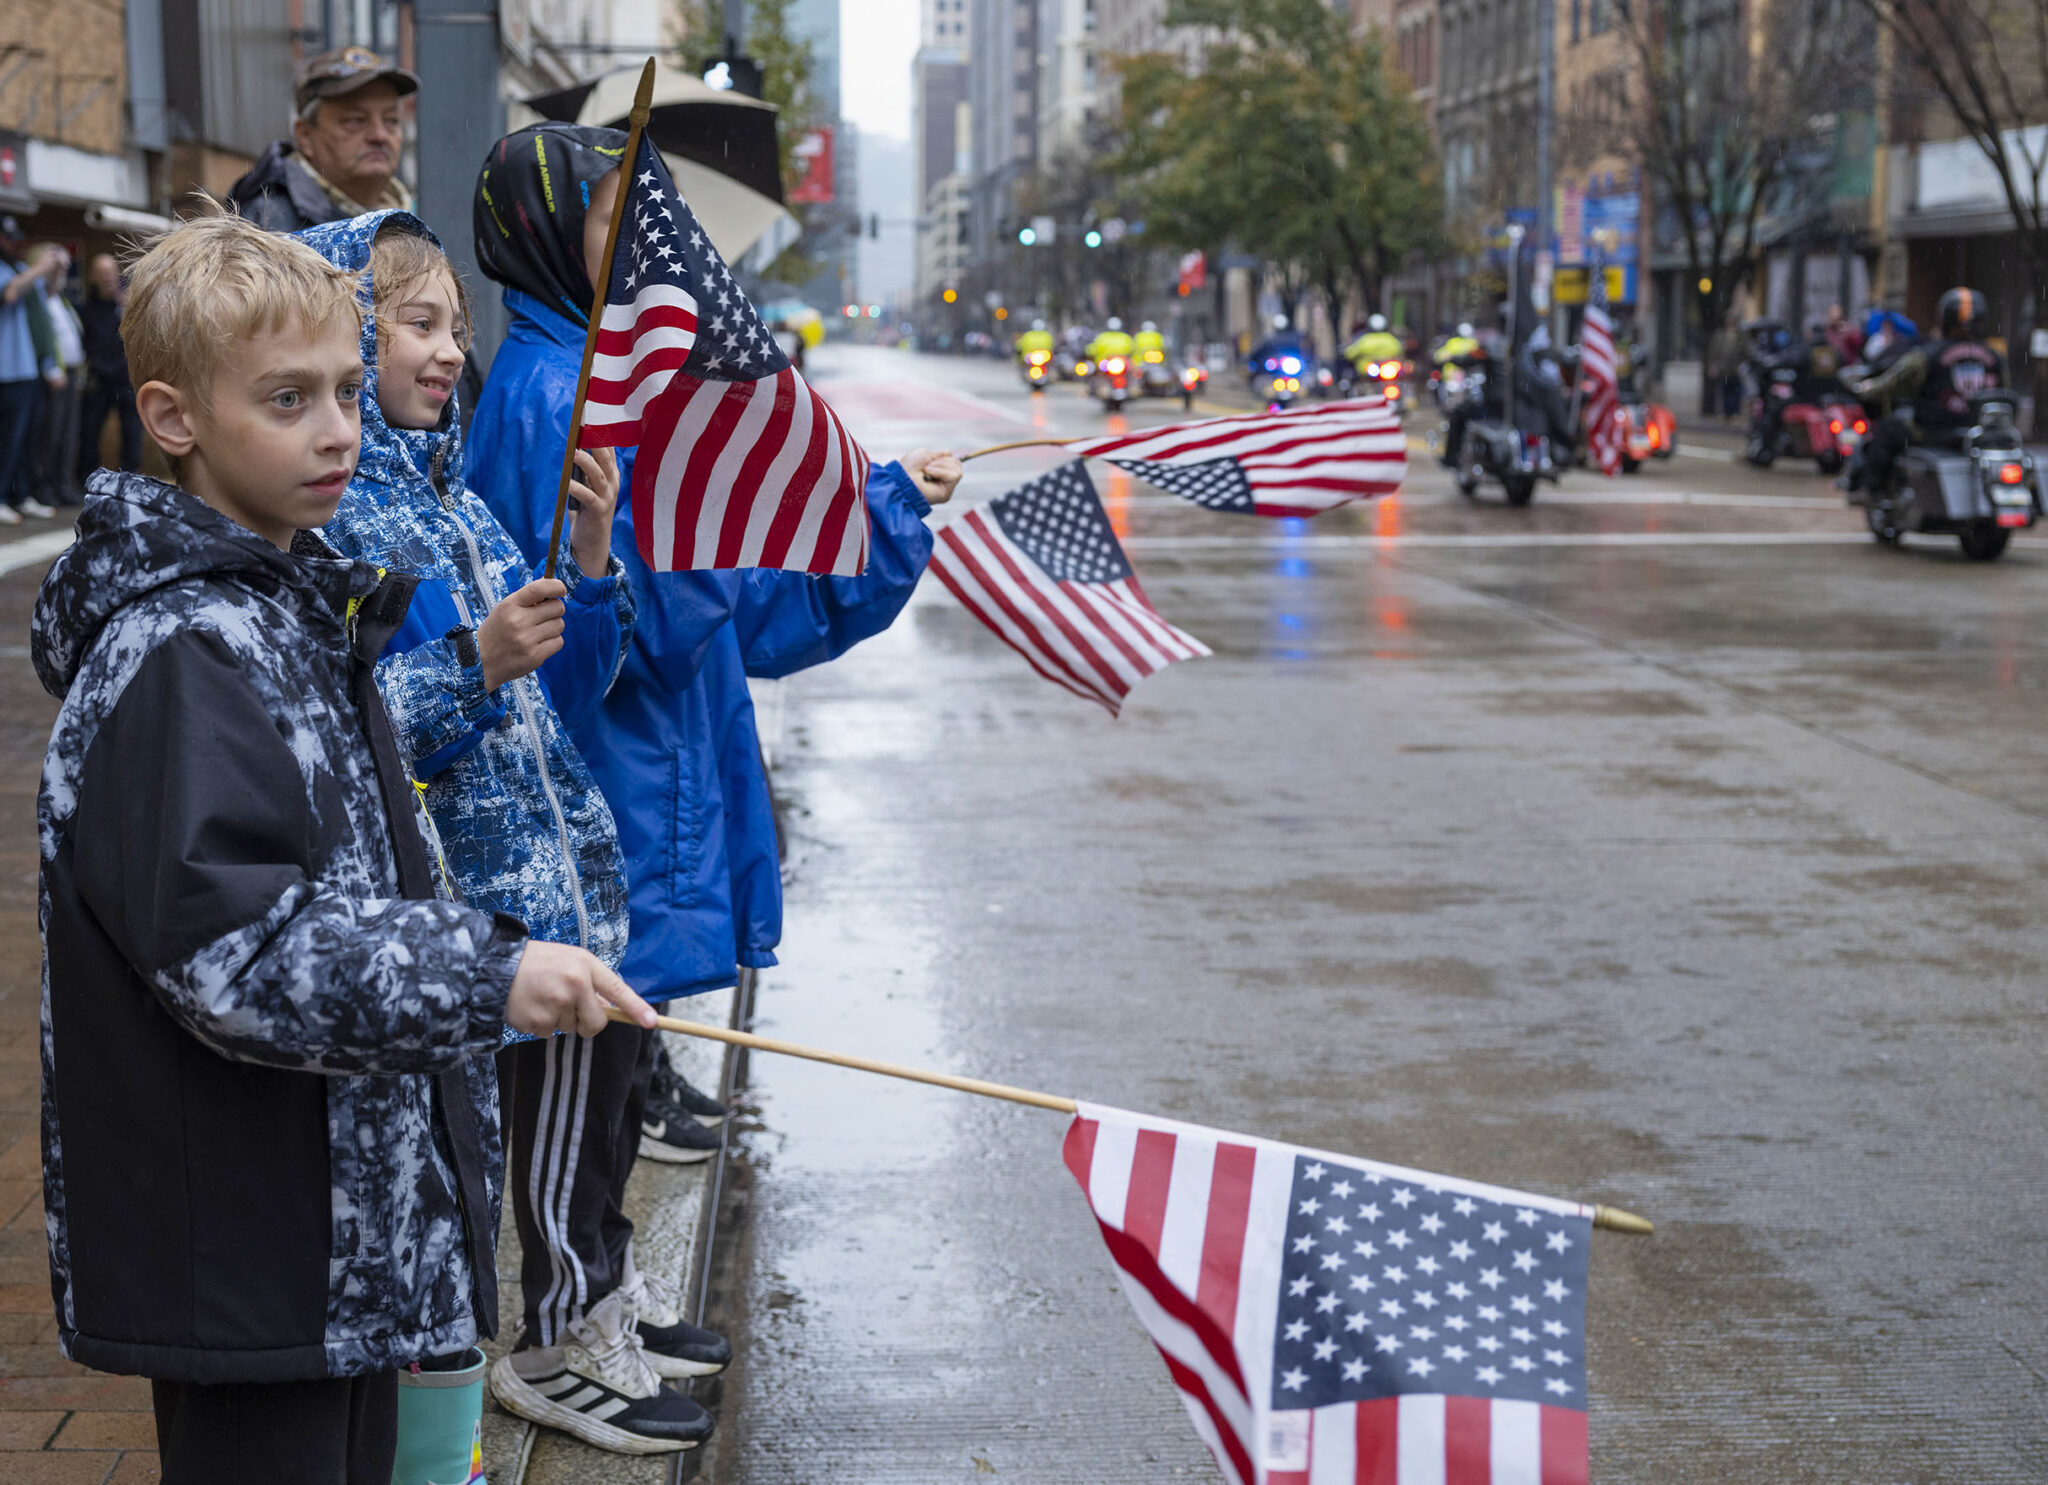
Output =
[{"x1": 1281, "y1": 356, "x2": 1302, "y2": 375}]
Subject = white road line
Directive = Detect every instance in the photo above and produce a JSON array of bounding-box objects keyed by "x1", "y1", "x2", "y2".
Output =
[
  {"x1": 0, "y1": 528, "x2": 75, "y2": 578},
  {"x1": 1122, "y1": 531, "x2": 1882, "y2": 550},
  {"x1": 1672, "y1": 444, "x2": 1738, "y2": 463}
]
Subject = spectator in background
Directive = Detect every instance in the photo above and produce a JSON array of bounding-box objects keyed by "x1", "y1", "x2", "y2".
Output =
[
  {"x1": 76, "y1": 253, "x2": 140, "y2": 479},
  {"x1": 227, "y1": 45, "x2": 417, "y2": 232},
  {"x1": 0, "y1": 218, "x2": 64, "y2": 525},
  {"x1": 1706, "y1": 311, "x2": 1746, "y2": 424},
  {"x1": 1824, "y1": 303, "x2": 1865, "y2": 367},
  {"x1": 35, "y1": 246, "x2": 86, "y2": 506}
]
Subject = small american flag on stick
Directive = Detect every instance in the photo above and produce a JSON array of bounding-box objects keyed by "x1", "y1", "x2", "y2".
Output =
[
  {"x1": 1066, "y1": 1104, "x2": 1594, "y2": 1485},
  {"x1": 1061, "y1": 398, "x2": 1406, "y2": 517},
  {"x1": 578, "y1": 132, "x2": 870, "y2": 575},
  {"x1": 928, "y1": 460, "x2": 1208, "y2": 715},
  {"x1": 1577, "y1": 261, "x2": 1623, "y2": 478}
]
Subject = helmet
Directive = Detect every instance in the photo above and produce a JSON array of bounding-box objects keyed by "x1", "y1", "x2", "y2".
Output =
[
  {"x1": 1938, "y1": 286, "x2": 1987, "y2": 339},
  {"x1": 1367, "y1": 314, "x2": 1388, "y2": 332},
  {"x1": 1141, "y1": 320, "x2": 1157, "y2": 333},
  {"x1": 1106, "y1": 316, "x2": 1123, "y2": 331},
  {"x1": 1456, "y1": 321, "x2": 1474, "y2": 338},
  {"x1": 1272, "y1": 314, "x2": 1290, "y2": 330},
  {"x1": 1032, "y1": 318, "x2": 1046, "y2": 331}
]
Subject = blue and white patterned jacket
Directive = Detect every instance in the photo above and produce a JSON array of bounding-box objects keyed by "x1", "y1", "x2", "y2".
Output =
[{"x1": 301, "y1": 211, "x2": 634, "y2": 967}]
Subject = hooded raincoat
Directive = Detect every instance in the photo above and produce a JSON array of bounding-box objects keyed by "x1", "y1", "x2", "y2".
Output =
[
  {"x1": 300, "y1": 210, "x2": 633, "y2": 967},
  {"x1": 466, "y1": 124, "x2": 933, "y2": 1001},
  {"x1": 34, "y1": 471, "x2": 522, "y2": 1382}
]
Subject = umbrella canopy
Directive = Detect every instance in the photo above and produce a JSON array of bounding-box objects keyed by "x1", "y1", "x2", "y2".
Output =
[{"x1": 524, "y1": 62, "x2": 784, "y2": 205}]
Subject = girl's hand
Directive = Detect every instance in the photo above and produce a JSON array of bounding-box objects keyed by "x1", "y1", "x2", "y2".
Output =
[
  {"x1": 567, "y1": 446, "x2": 620, "y2": 578},
  {"x1": 478, "y1": 579, "x2": 567, "y2": 689}
]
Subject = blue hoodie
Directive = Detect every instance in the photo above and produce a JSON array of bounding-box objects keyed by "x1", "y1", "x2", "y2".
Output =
[
  {"x1": 301, "y1": 212, "x2": 635, "y2": 968},
  {"x1": 468, "y1": 287, "x2": 933, "y2": 1001}
]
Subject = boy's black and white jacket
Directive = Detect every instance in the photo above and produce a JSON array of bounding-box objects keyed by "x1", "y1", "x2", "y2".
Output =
[{"x1": 33, "y1": 470, "x2": 526, "y2": 1384}]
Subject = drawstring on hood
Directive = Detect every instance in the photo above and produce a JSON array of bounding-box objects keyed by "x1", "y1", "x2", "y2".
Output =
[
  {"x1": 472, "y1": 123, "x2": 629, "y2": 327},
  {"x1": 296, "y1": 210, "x2": 462, "y2": 500}
]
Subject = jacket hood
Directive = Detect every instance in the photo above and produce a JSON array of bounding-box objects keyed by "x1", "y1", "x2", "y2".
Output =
[
  {"x1": 473, "y1": 123, "x2": 628, "y2": 325},
  {"x1": 32, "y1": 469, "x2": 368, "y2": 698},
  {"x1": 296, "y1": 211, "x2": 462, "y2": 498}
]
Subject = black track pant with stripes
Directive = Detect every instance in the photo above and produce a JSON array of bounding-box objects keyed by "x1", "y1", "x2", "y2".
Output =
[{"x1": 500, "y1": 1021, "x2": 657, "y2": 1346}]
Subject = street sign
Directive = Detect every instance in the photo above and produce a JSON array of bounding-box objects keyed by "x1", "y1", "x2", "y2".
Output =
[
  {"x1": 1030, "y1": 215, "x2": 1056, "y2": 245},
  {"x1": 790, "y1": 128, "x2": 834, "y2": 205},
  {"x1": 1552, "y1": 265, "x2": 1631, "y2": 306},
  {"x1": 1102, "y1": 217, "x2": 1127, "y2": 243}
]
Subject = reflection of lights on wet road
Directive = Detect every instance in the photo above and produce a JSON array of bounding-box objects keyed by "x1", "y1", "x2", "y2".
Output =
[
  {"x1": 1272, "y1": 515, "x2": 1312, "y2": 658},
  {"x1": 1104, "y1": 465, "x2": 1131, "y2": 539}
]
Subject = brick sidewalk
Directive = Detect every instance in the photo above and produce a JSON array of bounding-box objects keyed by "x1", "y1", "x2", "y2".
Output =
[{"x1": 0, "y1": 549, "x2": 160, "y2": 1484}]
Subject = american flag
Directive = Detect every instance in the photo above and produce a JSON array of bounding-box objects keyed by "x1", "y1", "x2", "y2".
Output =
[
  {"x1": 1577, "y1": 263, "x2": 1623, "y2": 478},
  {"x1": 579, "y1": 134, "x2": 870, "y2": 575},
  {"x1": 927, "y1": 460, "x2": 1208, "y2": 715},
  {"x1": 1062, "y1": 398, "x2": 1406, "y2": 518},
  {"x1": 1065, "y1": 1104, "x2": 1593, "y2": 1485}
]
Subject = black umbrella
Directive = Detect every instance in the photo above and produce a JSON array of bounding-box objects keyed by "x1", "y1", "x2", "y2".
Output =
[{"x1": 524, "y1": 61, "x2": 784, "y2": 207}]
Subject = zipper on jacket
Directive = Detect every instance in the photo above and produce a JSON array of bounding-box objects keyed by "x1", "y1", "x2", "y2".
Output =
[{"x1": 434, "y1": 457, "x2": 593, "y2": 950}]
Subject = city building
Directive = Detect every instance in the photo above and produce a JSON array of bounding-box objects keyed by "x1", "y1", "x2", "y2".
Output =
[{"x1": 914, "y1": 0, "x2": 970, "y2": 307}]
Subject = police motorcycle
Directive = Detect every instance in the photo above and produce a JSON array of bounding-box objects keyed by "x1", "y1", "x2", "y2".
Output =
[
  {"x1": 1248, "y1": 314, "x2": 1314, "y2": 410},
  {"x1": 1133, "y1": 321, "x2": 1178, "y2": 398}
]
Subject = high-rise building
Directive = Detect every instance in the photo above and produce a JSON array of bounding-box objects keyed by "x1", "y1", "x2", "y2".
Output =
[
  {"x1": 914, "y1": 0, "x2": 972, "y2": 305},
  {"x1": 965, "y1": 0, "x2": 1039, "y2": 260}
]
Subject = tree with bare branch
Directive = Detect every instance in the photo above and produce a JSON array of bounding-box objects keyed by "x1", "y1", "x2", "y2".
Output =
[
  {"x1": 1569, "y1": 0, "x2": 1868, "y2": 396},
  {"x1": 1855, "y1": 0, "x2": 2048, "y2": 427}
]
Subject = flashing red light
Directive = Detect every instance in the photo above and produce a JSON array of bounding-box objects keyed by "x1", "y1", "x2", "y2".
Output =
[
  {"x1": 1828, "y1": 418, "x2": 1843, "y2": 435},
  {"x1": 1853, "y1": 419, "x2": 1868, "y2": 434},
  {"x1": 1998, "y1": 462, "x2": 2027, "y2": 485}
]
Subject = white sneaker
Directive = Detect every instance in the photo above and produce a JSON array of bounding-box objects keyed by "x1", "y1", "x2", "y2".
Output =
[
  {"x1": 618, "y1": 1265, "x2": 733, "y2": 1379},
  {"x1": 0, "y1": 505, "x2": 20, "y2": 526},
  {"x1": 488, "y1": 1291, "x2": 713, "y2": 1454},
  {"x1": 18, "y1": 498, "x2": 54, "y2": 519}
]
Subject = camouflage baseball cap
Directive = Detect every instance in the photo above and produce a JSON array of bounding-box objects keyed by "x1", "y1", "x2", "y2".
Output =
[{"x1": 294, "y1": 45, "x2": 421, "y2": 113}]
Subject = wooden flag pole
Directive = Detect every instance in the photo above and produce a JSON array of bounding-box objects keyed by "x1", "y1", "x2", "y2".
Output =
[
  {"x1": 608, "y1": 1006, "x2": 1654, "y2": 1235},
  {"x1": 543, "y1": 58, "x2": 657, "y2": 582},
  {"x1": 959, "y1": 436, "x2": 1086, "y2": 462}
]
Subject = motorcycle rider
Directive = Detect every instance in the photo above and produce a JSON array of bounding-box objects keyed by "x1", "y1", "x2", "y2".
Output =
[
  {"x1": 1017, "y1": 317, "x2": 1054, "y2": 366},
  {"x1": 1439, "y1": 332, "x2": 1502, "y2": 467},
  {"x1": 1433, "y1": 322, "x2": 1478, "y2": 366},
  {"x1": 1133, "y1": 319, "x2": 1167, "y2": 362},
  {"x1": 1845, "y1": 287, "x2": 2004, "y2": 494},
  {"x1": 1088, "y1": 316, "x2": 1135, "y2": 366},
  {"x1": 1346, "y1": 313, "x2": 1404, "y2": 376}
]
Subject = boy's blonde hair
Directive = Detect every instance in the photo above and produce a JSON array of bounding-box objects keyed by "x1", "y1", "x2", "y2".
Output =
[
  {"x1": 369, "y1": 224, "x2": 473, "y2": 355},
  {"x1": 122, "y1": 207, "x2": 363, "y2": 410}
]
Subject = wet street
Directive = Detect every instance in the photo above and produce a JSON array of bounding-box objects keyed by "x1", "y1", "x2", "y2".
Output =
[{"x1": 697, "y1": 344, "x2": 2048, "y2": 1483}]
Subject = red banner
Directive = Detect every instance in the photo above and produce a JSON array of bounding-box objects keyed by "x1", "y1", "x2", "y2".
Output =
[{"x1": 789, "y1": 127, "x2": 834, "y2": 205}]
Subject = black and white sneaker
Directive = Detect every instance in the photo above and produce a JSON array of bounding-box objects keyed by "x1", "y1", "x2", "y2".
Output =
[
  {"x1": 651, "y1": 1040, "x2": 729, "y2": 1127},
  {"x1": 619, "y1": 1267, "x2": 733, "y2": 1379},
  {"x1": 489, "y1": 1292, "x2": 712, "y2": 1454},
  {"x1": 639, "y1": 1099, "x2": 721, "y2": 1164}
]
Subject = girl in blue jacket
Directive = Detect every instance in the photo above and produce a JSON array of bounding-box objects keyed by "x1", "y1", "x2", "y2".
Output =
[
  {"x1": 466, "y1": 123, "x2": 959, "y2": 1455},
  {"x1": 304, "y1": 210, "x2": 721, "y2": 1457}
]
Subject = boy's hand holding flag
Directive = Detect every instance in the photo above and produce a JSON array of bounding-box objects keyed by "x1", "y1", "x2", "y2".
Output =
[{"x1": 576, "y1": 131, "x2": 872, "y2": 576}]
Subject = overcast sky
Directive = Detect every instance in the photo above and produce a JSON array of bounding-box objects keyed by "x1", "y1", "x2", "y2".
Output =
[{"x1": 838, "y1": 0, "x2": 921, "y2": 305}]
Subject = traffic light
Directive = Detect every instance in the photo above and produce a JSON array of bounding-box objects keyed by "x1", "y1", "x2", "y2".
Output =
[
  {"x1": 1018, "y1": 226, "x2": 1037, "y2": 246},
  {"x1": 942, "y1": 288, "x2": 958, "y2": 304},
  {"x1": 1084, "y1": 229, "x2": 1103, "y2": 249}
]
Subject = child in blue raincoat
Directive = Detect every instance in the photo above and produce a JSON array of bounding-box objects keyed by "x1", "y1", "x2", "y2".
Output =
[{"x1": 466, "y1": 123, "x2": 961, "y2": 1456}]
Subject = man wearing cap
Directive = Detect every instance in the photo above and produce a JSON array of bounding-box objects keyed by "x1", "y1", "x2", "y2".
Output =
[{"x1": 226, "y1": 46, "x2": 419, "y2": 232}]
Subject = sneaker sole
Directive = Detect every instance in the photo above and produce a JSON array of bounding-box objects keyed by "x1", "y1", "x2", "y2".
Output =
[
  {"x1": 638, "y1": 1133, "x2": 718, "y2": 1165},
  {"x1": 641, "y1": 1349, "x2": 730, "y2": 1380},
  {"x1": 489, "y1": 1357, "x2": 700, "y2": 1455}
]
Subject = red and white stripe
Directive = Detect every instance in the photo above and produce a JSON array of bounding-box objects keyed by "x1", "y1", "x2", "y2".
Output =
[
  {"x1": 1578, "y1": 302, "x2": 1622, "y2": 478},
  {"x1": 1063, "y1": 1104, "x2": 1591, "y2": 1485},
  {"x1": 928, "y1": 510, "x2": 1209, "y2": 715},
  {"x1": 590, "y1": 362, "x2": 871, "y2": 577},
  {"x1": 1067, "y1": 398, "x2": 1407, "y2": 516},
  {"x1": 584, "y1": 284, "x2": 700, "y2": 432}
]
